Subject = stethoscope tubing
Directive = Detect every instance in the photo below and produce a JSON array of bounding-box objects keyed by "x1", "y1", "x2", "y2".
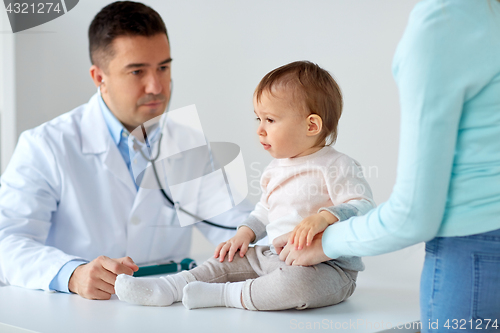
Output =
[{"x1": 137, "y1": 115, "x2": 237, "y2": 230}]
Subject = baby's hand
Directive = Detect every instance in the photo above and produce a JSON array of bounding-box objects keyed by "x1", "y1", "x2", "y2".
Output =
[
  {"x1": 289, "y1": 211, "x2": 338, "y2": 250},
  {"x1": 214, "y1": 226, "x2": 255, "y2": 262}
]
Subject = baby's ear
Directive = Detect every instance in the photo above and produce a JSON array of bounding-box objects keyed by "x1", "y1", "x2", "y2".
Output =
[{"x1": 307, "y1": 114, "x2": 323, "y2": 136}]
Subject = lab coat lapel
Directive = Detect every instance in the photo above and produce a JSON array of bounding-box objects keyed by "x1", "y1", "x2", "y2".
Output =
[
  {"x1": 81, "y1": 93, "x2": 137, "y2": 195},
  {"x1": 102, "y1": 147, "x2": 137, "y2": 194}
]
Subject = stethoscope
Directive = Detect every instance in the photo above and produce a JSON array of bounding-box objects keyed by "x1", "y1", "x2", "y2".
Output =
[{"x1": 129, "y1": 81, "x2": 237, "y2": 231}]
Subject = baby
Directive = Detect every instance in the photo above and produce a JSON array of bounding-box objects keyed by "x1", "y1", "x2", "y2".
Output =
[{"x1": 115, "y1": 61, "x2": 375, "y2": 311}]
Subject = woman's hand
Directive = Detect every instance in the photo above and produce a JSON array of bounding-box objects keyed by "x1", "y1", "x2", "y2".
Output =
[
  {"x1": 214, "y1": 226, "x2": 256, "y2": 262},
  {"x1": 288, "y1": 211, "x2": 338, "y2": 250},
  {"x1": 272, "y1": 232, "x2": 291, "y2": 255},
  {"x1": 279, "y1": 232, "x2": 332, "y2": 266}
]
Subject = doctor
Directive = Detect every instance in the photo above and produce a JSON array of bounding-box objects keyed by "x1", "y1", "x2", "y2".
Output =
[{"x1": 0, "y1": 1, "x2": 250, "y2": 300}]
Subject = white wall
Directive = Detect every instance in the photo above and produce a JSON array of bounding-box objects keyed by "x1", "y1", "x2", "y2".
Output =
[
  {"x1": 3, "y1": 0, "x2": 424, "y2": 290},
  {"x1": 9, "y1": 0, "x2": 419, "y2": 202},
  {"x1": 0, "y1": 7, "x2": 16, "y2": 173}
]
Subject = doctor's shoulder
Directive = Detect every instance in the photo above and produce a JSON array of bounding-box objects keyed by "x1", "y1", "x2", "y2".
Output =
[
  {"x1": 4, "y1": 104, "x2": 87, "y2": 186},
  {"x1": 19, "y1": 103, "x2": 87, "y2": 155}
]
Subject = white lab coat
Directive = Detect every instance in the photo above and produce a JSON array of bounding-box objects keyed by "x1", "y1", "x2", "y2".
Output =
[{"x1": 0, "y1": 93, "x2": 252, "y2": 291}]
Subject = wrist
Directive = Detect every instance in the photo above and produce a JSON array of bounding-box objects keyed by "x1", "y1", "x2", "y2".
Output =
[
  {"x1": 68, "y1": 265, "x2": 82, "y2": 294},
  {"x1": 68, "y1": 263, "x2": 88, "y2": 294},
  {"x1": 319, "y1": 211, "x2": 339, "y2": 225},
  {"x1": 238, "y1": 225, "x2": 256, "y2": 243}
]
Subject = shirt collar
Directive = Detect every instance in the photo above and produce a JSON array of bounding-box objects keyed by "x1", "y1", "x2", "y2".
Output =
[{"x1": 98, "y1": 88, "x2": 129, "y2": 145}]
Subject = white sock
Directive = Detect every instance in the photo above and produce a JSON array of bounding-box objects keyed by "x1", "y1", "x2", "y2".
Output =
[
  {"x1": 182, "y1": 281, "x2": 244, "y2": 310},
  {"x1": 115, "y1": 273, "x2": 187, "y2": 306}
]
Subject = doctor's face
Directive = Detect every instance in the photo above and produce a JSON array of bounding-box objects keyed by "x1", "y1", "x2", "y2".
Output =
[{"x1": 97, "y1": 34, "x2": 171, "y2": 132}]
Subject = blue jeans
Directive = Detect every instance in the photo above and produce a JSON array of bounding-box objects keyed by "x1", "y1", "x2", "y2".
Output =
[{"x1": 420, "y1": 228, "x2": 500, "y2": 332}]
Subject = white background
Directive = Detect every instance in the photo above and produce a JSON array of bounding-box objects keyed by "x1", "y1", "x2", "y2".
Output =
[{"x1": 1, "y1": 0, "x2": 424, "y2": 293}]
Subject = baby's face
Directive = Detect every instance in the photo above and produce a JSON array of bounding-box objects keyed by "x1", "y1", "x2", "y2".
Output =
[{"x1": 253, "y1": 89, "x2": 314, "y2": 159}]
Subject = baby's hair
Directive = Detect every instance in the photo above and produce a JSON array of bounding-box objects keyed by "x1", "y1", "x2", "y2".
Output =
[{"x1": 255, "y1": 61, "x2": 343, "y2": 146}]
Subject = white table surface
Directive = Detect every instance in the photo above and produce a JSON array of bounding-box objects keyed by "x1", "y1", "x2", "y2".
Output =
[
  {"x1": 0, "y1": 244, "x2": 425, "y2": 333},
  {"x1": 0, "y1": 283, "x2": 420, "y2": 333}
]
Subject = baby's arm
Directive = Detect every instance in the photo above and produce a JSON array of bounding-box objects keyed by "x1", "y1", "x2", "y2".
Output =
[
  {"x1": 290, "y1": 154, "x2": 376, "y2": 250},
  {"x1": 214, "y1": 226, "x2": 256, "y2": 262},
  {"x1": 318, "y1": 199, "x2": 374, "y2": 222},
  {"x1": 288, "y1": 211, "x2": 338, "y2": 250},
  {"x1": 214, "y1": 202, "x2": 269, "y2": 262},
  {"x1": 288, "y1": 199, "x2": 374, "y2": 250}
]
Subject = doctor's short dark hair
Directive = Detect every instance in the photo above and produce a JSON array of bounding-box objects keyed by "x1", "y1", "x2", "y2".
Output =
[
  {"x1": 88, "y1": 1, "x2": 168, "y2": 70},
  {"x1": 255, "y1": 61, "x2": 343, "y2": 146}
]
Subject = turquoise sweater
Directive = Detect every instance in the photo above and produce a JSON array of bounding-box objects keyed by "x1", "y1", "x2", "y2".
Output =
[{"x1": 323, "y1": 0, "x2": 500, "y2": 258}]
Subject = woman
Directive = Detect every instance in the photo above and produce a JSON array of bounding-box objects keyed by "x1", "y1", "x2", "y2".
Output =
[{"x1": 276, "y1": 0, "x2": 500, "y2": 330}]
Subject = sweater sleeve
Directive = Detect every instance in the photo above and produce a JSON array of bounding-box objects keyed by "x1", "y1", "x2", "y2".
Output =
[
  {"x1": 322, "y1": 1, "x2": 468, "y2": 258},
  {"x1": 319, "y1": 199, "x2": 374, "y2": 222},
  {"x1": 238, "y1": 202, "x2": 269, "y2": 243},
  {"x1": 238, "y1": 164, "x2": 272, "y2": 244}
]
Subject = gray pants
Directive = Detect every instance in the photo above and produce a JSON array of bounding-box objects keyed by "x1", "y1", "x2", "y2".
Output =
[{"x1": 182, "y1": 245, "x2": 358, "y2": 311}]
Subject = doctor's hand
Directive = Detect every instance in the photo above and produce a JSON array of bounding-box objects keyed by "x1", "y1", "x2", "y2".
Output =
[
  {"x1": 68, "y1": 256, "x2": 139, "y2": 300},
  {"x1": 278, "y1": 232, "x2": 332, "y2": 266},
  {"x1": 214, "y1": 226, "x2": 255, "y2": 262}
]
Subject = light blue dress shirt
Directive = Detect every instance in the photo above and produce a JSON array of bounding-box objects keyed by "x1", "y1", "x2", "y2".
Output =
[
  {"x1": 49, "y1": 91, "x2": 142, "y2": 292},
  {"x1": 322, "y1": 0, "x2": 500, "y2": 259},
  {"x1": 98, "y1": 91, "x2": 140, "y2": 190}
]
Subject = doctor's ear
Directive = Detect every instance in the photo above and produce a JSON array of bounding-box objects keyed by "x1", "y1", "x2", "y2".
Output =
[{"x1": 89, "y1": 65, "x2": 106, "y2": 90}]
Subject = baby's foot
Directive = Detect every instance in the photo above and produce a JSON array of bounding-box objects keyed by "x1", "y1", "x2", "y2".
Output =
[
  {"x1": 182, "y1": 281, "x2": 244, "y2": 310},
  {"x1": 115, "y1": 274, "x2": 177, "y2": 306}
]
